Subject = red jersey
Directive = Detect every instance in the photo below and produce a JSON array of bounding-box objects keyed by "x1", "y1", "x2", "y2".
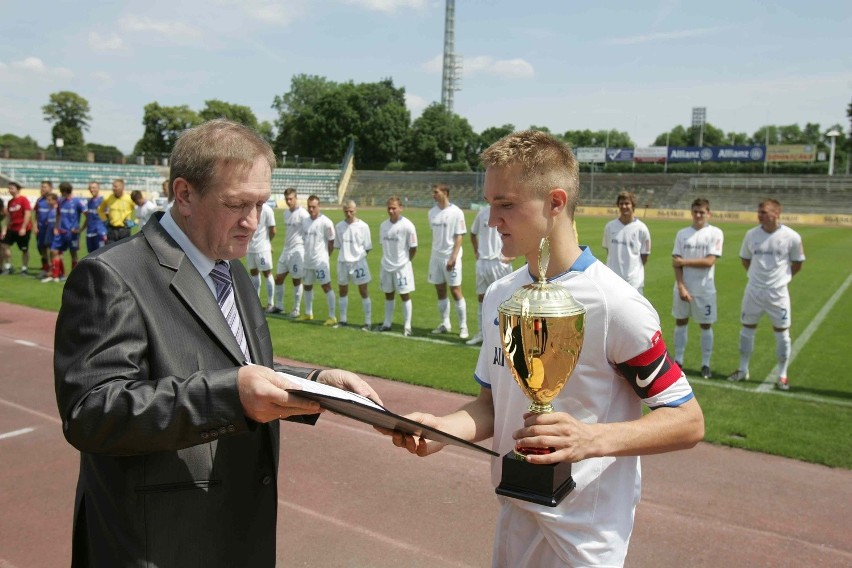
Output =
[{"x1": 6, "y1": 195, "x2": 33, "y2": 232}]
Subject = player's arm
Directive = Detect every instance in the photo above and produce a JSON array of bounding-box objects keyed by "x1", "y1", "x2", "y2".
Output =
[
  {"x1": 21, "y1": 208, "x2": 32, "y2": 236},
  {"x1": 267, "y1": 226, "x2": 276, "y2": 240},
  {"x1": 673, "y1": 258, "x2": 691, "y2": 301},
  {"x1": 384, "y1": 387, "x2": 495, "y2": 457},
  {"x1": 791, "y1": 260, "x2": 803, "y2": 277},
  {"x1": 408, "y1": 246, "x2": 417, "y2": 262},
  {"x1": 97, "y1": 198, "x2": 109, "y2": 222},
  {"x1": 470, "y1": 233, "x2": 480, "y2": 260},
  {"x1": 673, "y1": 254, "x2": 716, "y2": 269},
  {"x1": 741, "y1": 257, "x2": 751, "y2": 270},
  {"x1": 447, "y1": 234, "x2": 463, "y2": 269}
]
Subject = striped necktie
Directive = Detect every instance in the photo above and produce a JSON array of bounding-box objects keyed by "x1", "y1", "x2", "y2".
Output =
[{"x1": 210, "y1": 261, "x2": 252, "y2": 363}]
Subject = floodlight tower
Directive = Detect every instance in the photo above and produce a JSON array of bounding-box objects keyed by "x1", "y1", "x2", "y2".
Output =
[
  {"x1": 441, "y1": 0, "x2": 463, "y2": 113},
  {"x1": 692, "y1": 107, "x2": 707, "y2": 146}
]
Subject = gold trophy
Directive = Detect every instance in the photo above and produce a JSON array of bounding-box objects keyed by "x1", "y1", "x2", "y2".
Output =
[{"x1": 495, "y1": 237, "x2": 585, "y2": 507}]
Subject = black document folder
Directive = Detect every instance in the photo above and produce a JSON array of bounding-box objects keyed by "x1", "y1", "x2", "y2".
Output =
[{"x1": 286, "y1": 388, "x2": 498, "y2": 457}]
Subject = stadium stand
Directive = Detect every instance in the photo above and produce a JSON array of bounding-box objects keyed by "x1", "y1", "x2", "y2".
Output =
[
  {"x1": 346, "y1": 171, "x2": 852, "y2": 214},
  {"x1": 271, "y1": 168, "x2": 342, "y2": 204},
  {"x1": 0, "y1": 159, "x2": 166, "y2": 194}
]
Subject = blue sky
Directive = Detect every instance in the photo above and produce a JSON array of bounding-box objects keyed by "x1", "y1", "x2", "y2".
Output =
[{"x1": 1, "y1": 0, "x2": 849, "y2": 154}]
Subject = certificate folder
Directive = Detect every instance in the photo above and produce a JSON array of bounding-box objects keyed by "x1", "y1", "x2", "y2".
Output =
[{"x1": 279, "y1": 372, "x2": 497, "y2": 457}]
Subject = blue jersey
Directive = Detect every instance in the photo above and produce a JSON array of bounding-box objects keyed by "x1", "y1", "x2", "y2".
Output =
[
  {"x1": 45, "y1": 206, "x2": 57, "y2": 234},
  {"x1": 57, "y1": 196, "x2": 85, "y2": 233},
  {"x1": 85, "y1": 195, "x2": 106, "y2": 235},
  {"x1": 36, "y1": 196, "x2": 53, "y2": 227}
]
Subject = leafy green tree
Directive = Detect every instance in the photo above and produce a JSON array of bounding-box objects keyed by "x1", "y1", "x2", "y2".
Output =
[
  {"x1": 86, "y1": 142, "x2": 125, "y2": 163},
  {"x1": 271, "y1": 74, "x2": 337, "y2": 157},
  {"x1": 478, "y1": 124, "x2": 515, "y2": 151},
  {"x1": 42, "y1": 91, "x2": 91, "y2": 159},
  {"x1": 199, "y1": 99, "x2": 259, "y2": 130},
  {"x1": 133, "y1": 102, "x2": 201, "y2": 157},
  {"x1": 258, "y1": 121, "x2": 276, "y2": 147},
  {"x1": 271, "y1": 76, "x2": 409, "y2": 168},
  {"x1": 0, "y1": 133, "x2": 43, "y2": 159},
  {"x1": 403, "y1": 103, "x2": 478, "y2": 170},
  {"x1": 563, "y1": 129, "x2": 633, "y2": 148},
  {"x1": 654, "y1": 123, "x2": 724, "y2": 146}
]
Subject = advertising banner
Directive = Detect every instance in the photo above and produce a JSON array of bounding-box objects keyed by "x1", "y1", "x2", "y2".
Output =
[
  {"x1": 606, "y1": 148, "x2": 634, "y2": 162},
  {"x1": 667, "y1": 146, "x2": 765, "y2": 162},
  {"x1": 766, "y1": 145, "x2": 816, "y2": 163},
  {"x1": 633, "y1": 147, "x2": 667, "y2": 163},
  {"x1": 574, "y1": 147, "x2": 606, "y2": 163}
]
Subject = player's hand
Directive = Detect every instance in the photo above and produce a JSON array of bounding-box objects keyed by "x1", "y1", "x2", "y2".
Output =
[
  {"x1": 672, "y1": 256, "x2": 684, "y2": 268},
  {"x1": 677, "y1": 284, "x2": 692, "y2": 302},
  {"x1": 513, "y1": 411, "x2": 599, "y2": 465},
  {"x1": 237, "y1": 365, "x2": 322, "y2": 423},
  {"x1": 377, "y1": 412, "x2": 447, "y2": 457}
]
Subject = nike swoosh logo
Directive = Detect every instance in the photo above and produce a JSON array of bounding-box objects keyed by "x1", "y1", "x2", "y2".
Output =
[{"x1": 635, "y1": 357, "x2": 666, "y2": 388}]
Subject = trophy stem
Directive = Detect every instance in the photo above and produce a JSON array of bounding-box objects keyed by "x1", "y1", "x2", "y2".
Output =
[{"x1": 528, "y1": 402, "x2": 553, "y2": 414}]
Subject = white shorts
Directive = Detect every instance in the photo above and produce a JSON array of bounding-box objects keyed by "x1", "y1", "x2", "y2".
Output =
[
  {"x1": 337, "y1": 258, "x2": 371, "y2": 286},
  {"x1": 476, "y1": 258, "x2": 513, "y2": 295},
  {"x1": 671, "y1": 287, "x2": 717, "y2": 324},
  {"x1": 741, "y1": 285, "x2": 791, "y2": 328},
  {"x1": 428, "y1": 253, "x2": 462, "y2": 286},
  {"x1": 276, "y1": 248, "x2": 305, "y2": 279},
  {"x1": 303, "y1": 261, "x2": 331, "y2": 286},
  {"x1": 246, "y1": 251, "x2": 273, "y2": 272},
  {"x1": 380, "y1": 263, "x2": 416, "y2": 295}
]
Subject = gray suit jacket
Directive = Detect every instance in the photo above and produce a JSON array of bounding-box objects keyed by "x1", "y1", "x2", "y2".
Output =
[{"x1": 55, "y1": 214, "x2": 315, "y2": 567}]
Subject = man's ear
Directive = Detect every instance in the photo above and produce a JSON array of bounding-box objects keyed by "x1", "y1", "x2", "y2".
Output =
[
  {"x1": 172, "y1": 178, "x2": 193, "y2": 216},
  {"x1": 549, "y1": 188, "x2": 568, "y2": 216}
]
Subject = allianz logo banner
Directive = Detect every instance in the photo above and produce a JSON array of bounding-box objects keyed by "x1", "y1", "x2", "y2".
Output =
[{"x1": 666, "y1": 145, "x2": 766, "y2": 162}]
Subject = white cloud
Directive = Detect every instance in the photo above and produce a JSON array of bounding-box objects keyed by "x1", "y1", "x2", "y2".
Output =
[
  {"x1": 606, "y1": 26, "x2": 728, "y2": 46},
  {"x1": 119, "y1": 15, "x2": 203, "y2": 44},
  {"x1": 88, "y1": 31, "x2": 125, "y2": 51},
  {"x1": 90, "y1": 71, "x2": 114, "y2": 87},
  {"x1": 421, "y1": 54, "x2": 443, "y2": 74},
  {"x1": 343, "y1": 0, "x2": 430, "y2": 13},
  {"x1": 214, "y1": 0, "x2": 304, "y2": 25},
  {"x1": 405, "y1": 92, "x2": 429, "y2": 117},
  {"x1": 423, "y1": 54, "x2": 535, "y2": 79},
  {"x1": 2, "y1": 56, "x2": 73, "y2": 80}
]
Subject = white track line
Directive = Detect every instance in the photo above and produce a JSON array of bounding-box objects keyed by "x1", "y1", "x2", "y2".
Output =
[
  {"x1": 758, "y1": 270, "x2": 852, "y2": 392},
  {"x1": 0, "y1": 427, "x2": 35, "y2": 441}
]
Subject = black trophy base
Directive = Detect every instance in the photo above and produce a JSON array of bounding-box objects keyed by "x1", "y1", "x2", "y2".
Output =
[{"x1": 495, "y1": 451, "x2": 575, "y2": 507}]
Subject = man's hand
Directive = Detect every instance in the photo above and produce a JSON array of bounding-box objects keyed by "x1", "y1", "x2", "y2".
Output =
[
  {"x1": 677, "y1": 283, "x2": 692, "y2": 302},
  {"x1": 315, "y1": 369, "x2": 383, "y2": 406},
  {"x1": 513, "y1": 411, "x2": 601, "y2": 465},
  {"x1": 378, "y1": 412, "x2": 447, "y2": 457},
  {"x1": 237, "y1": 365, "x2": 322, "y2": 423}
]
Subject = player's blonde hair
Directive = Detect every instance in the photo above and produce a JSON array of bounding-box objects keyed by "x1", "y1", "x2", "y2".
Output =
[{"x1": 480, "y1": 130, "x2": 579, "y2": 216}]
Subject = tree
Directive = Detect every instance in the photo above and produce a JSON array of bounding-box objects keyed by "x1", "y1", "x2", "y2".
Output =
[
  {"x1": 0, "y1": 133, "x2": 43, "y2": 159},
  {"x1": 654, "y1": 123, "x2": 724, "y2": 146},
  {"x1": 479, "y1": 124, "x2": 515, "y2": 151},
  {"x1": 403, "y1": 103, "x2": 478, "y2": 170},
  {"x1": 271, "y1": 74, "x2": 337, "y2": 157},
  {"x1": 270, "y1": 76, "x2": 409, "y2": 168},
  {"x1": 199, "y1": 99, "x2": 259, "y2": 130},
  {"x1": 133, "y1": 103, "x2": 201, "y2": 157},
  {"x1": 42, "y1": 91, "x2": 91, "y2": 159},
  {"x1": 562, "y1": 129, "x2": 634, "y2": 148},
  {"x1": 87, "y1": 142, "x2": 125, "y2": 163}
]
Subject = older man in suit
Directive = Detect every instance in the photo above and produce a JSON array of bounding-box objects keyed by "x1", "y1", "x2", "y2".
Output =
[{"x1": 54, "y1": 119, "x2": 380, "y2": 567}]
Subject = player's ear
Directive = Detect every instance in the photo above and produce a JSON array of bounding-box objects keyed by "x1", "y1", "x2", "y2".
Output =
[{"x1": 549, "y1": 188, "x2": 568, "y2": 216}]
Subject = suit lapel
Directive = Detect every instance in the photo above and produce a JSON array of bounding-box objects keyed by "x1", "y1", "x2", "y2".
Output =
[{"x1": 143, "y1": 216, "x2": 247, "y2": 365}]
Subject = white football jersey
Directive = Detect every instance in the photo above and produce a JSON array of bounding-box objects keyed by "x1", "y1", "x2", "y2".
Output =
[
  {"x1": 602, "y1": 218, "x2": 651, "y2": 290},
  {"x1": 334, "y1": 219, "x2": 372, "y2": 262},
  {"x1": 672, "y1": 224, "x2": 724, "y2": 294},
  {"x1": 475, "y1": 247, "x2": 693, "y2": 566},
  {"x1": 740, "y1": 224, "x2": 805, "y2": 288},
  {"x1": 248, "y1": 204, "x2": 276, "y2": 254},
  {"x1": 470, "y1": 206, "x2": 503, "y2": 260},
  {"x1": 283, "y1": 206, "x2": 309, "y2": 251},
  {"x1": 302, "y1": 214, "x2": 335, "y2": 268},
  {"x1": 428, "y1": 203, "x2": 466, "y2": 256},
  {"x1": 380, "y1": 216, "x2": 418, "y2": 271}
]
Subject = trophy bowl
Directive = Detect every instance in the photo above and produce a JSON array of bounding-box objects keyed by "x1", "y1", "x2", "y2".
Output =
[{"x1": 494, "y1": 238, "x2": 586, "y2": 507}]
